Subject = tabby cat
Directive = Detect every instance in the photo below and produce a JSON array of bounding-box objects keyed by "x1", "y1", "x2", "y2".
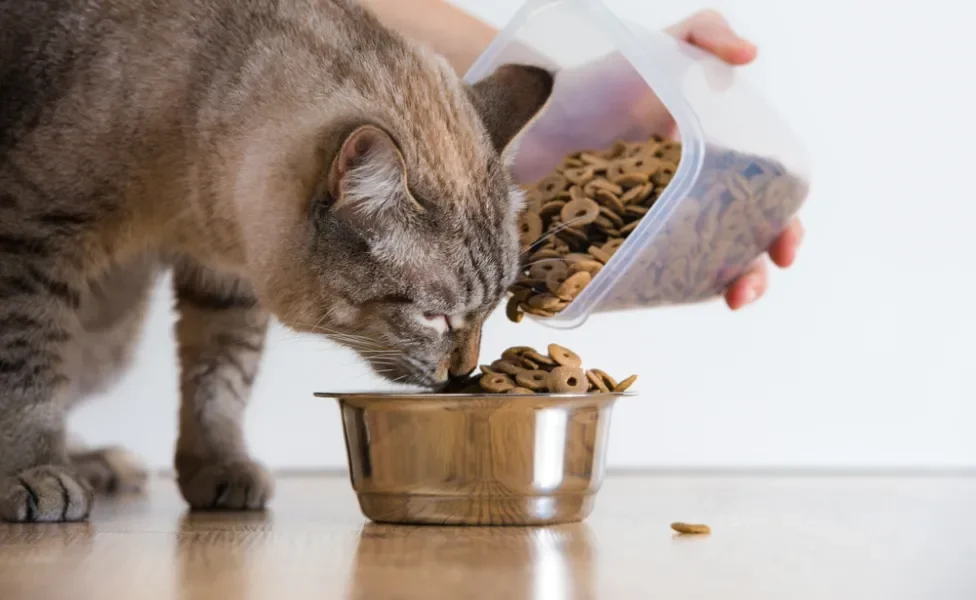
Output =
[{"x1": 0, "y1": 0, "x2": 553, "y2": 521}]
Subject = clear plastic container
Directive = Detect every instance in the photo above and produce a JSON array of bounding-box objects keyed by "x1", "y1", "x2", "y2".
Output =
[{"x1": 464, "y1": 0, "x2": 811, "y2": 329}]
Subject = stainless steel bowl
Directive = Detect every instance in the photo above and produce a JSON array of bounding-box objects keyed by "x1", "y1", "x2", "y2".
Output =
[{"x1": 315, "y1": 391, "x2": 632, "y2": 526}]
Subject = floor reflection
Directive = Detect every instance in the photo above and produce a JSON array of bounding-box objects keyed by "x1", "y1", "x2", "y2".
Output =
[
  {"x1": 346, "y1": 523, "x2": 596, "y2": 600},
  {"x1": 176, "y1": 511, "x2": 274, "y2": 600}
]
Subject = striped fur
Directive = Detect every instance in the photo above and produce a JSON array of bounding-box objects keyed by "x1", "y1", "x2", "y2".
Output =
[{"x1": 0, "y1": 0, "x2": 552, "y2": 521}]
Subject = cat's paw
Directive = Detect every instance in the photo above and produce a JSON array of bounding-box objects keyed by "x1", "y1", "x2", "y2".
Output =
[
  {"x1": 0, "y1": 465, "x2": 94, "y2": 522},
  {"x1": 71, "y1": 446, "x2": 148, "y2": 495},
  {"x1": 177, "y1": 459, "x2": 273, "y2": 511}
]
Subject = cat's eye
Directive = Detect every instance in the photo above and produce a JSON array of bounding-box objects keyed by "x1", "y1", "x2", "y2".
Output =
[{"x1": 376, "y1": 294, "x2": 414, "y2": 305}]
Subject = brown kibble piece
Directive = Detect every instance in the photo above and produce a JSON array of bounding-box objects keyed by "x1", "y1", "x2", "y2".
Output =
[
  {"x1": 539, "y1": 200, "x2": 566, "y2": 222},
  {"x1": 480, "y1": 373, "x2": 515, "y2": 393},
  {"x1": 614, "y1": 374, "x2": 638, "y2": 392},
  {"x1": 545, "y1": 269, "x2": 569, "y2": 296},
  {"x1": 527, "y1": 293, "x2": 563, "y2": 310},
  {"x1": 547, "y1": 344, "x2": 582, "y2": 368},
  {"x1": 490, "y1": 359, "x2": 524, "y2": 377},
  {"x1": 518, "y1": 211, "x2": 543, "y2": 247},
  {"x1": 555, "y1": 271, "x2": 591, "y2": 301},
  {"x1": 560, "y1": 196, "x2": 600, "y2": 226},
  {"x1": 507, "y1": 387, "x2": 536, "y2": 394},
  {"x1": 586, "y1": 370, "x2": 610, "y2": 393},
  {"x1": 536, "y1": 174, "x2": 568, "y2": 200},
  {"x1": 563, "y1": 166, "x2": 596, "y2": 186},
  {"x1": 501, "y1": 346, "x2": 535, "y2": 361},
  {"x1": 547, "y1": 366, "x2": 589, "y2": 394},
  {"x1": 599, "y1": 206, "x2": 625, "y2": 228},
  {"x1": 590, "y1": 369, "x2": 617, "y2": 390},
  {"x1": 515, "y1": 370, "x2": 550, "y2": 391},
  {"x1": 571, "y1": 260, "x2": 603, "y2": 276},
  {"x1": 587, "y1": 245, "x2": 612, "y2": 264},
  {"x1": 528, "y1": 260, "x2": 567, "y2": 282},
  {"x1": 670, "y1": 522, "x2": 711, "y2": 535}
]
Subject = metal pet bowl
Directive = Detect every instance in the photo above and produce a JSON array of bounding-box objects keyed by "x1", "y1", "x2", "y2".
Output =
[{"x1": 315, "y1": 391, "x2": 632, "y2": 526}]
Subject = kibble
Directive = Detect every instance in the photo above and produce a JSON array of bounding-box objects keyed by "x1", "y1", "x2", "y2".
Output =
[
  {"x1": 670, "y1": 522, "x2": 711, "y2": 535},
  {"x1": 442, "y1": 345, "x2": 637, "y2": 395},
  {"x1": 508, "y1": 135, "x2": 806, "y2": 321}
]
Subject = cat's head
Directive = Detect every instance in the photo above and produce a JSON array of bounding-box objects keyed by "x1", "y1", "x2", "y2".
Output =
[{"x1": 254, "y1": 63, "x2": 553, "y2": 388}]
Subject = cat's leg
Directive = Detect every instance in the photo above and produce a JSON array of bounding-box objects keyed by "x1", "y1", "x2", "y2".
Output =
[
  {"x1": 69, "y1": 444, "x2": 149, "y2": 495},
  {"x1": 66, "y1": 257, "x2": 156, "y2": 495},
  {"x1": 0, "y1": 260, "x2": 93, "y2": 522},
  {"x1": 172, "y1": 261, "x2": 273, "y2": 511}
]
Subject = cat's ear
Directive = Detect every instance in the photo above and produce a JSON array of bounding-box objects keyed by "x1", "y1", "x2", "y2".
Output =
[
  {"x1": 467, "y1": 64, "x2": 555, "y2": 155},
  {"x1": 327, "y1": 124, "x2": 410, "y2": 218}
]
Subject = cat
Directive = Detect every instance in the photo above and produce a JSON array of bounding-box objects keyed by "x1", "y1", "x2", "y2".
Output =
[{"x1": 0, "y1": 0, "x2": 553, "y2": 522}]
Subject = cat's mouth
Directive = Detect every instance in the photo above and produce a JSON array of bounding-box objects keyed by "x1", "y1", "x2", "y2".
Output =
[{"x1": 365, "y1": 354, "x2": 448, "y2": 389}]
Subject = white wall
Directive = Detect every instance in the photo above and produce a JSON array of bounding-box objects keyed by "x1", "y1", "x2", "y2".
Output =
[{"x1": 70, "y1": 0, "x2": 976, "y2": 471}]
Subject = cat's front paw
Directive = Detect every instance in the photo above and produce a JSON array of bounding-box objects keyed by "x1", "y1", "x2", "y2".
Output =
[
  {"x1": 0, "y1": 465, "x2": 94, "y2": 522},
  {"x1": 71, "y1": 446, "x2": 148, "y2": 495},
  {"x1": 177, "y1": 459, "x2": 273, "y2": 511}
]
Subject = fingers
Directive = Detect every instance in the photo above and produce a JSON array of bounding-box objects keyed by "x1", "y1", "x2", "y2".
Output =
[
  {"x1": 768, "y1": 219, "x2": 804, "y2": 268},
  {"x1": 671, "y1": 9, "x2": 757, "y2": 66},
  {"x1": 724, "y1": 260, "x2": 768, "y2": 310}
]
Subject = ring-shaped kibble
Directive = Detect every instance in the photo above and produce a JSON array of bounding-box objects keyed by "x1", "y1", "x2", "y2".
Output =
[
  {"x1": 547, "y1": 344, "x2": 582, "y2": 368},
  {"x1": 603, "y1": 239, "x2": 625, "y2": 254},
  {"x1": 592, "y1": 189, "x2": 626, "y2": 215},
  {"x1": 563, "y1": 166, "x2": 596, "y2": 186},
  {"x1": 530, "y1": 248, "x2": 564, "y2": 262},
  {"x1": 586, "y1": 370, "x2": 610, "y2": 393},
  {"x1": 545, "y1": 270, "x2": 568, "y2": 296},
  {"x1": 523, "y1": 349, "x2": 556, "y2": 367},
  {"x1": 555, "y1": 227, "x2": 590, "y2": 250},
  {"x1": 547, "y1": 366, "x2": 589, "y2": 393},
  {"x1": 588, "y1": 245, "x2": 612, "y2": 264},
  {"x1": 536, "y1": 174, "x2": 569, "y2": 201},
  {"x1": 539, "y1": 200, "x2": 565, "y2": 222},
  {"x1": 555, "y1": 271, "x2": 591, "y2": 301},
  {"x1": 614, "y1": 374, "x2": 638, "y2": 392},
  {"x1": 518, "y1": 211, "x2": 543, "y2": 242},
  {"x1": 501, "y1": 346, "x2": 535, "y2": 361},
  {"x1": 527, "y1": 293, "x2": 563, "y2": 311},
  {"x1": 515, "y1": 370, "x2": 550, "y2": 391},
  {"x1": 507, "y1": 387, "x2": 536, "y2": 394},
  {"x1": 560, "y1": 197, "x2": 600, "y2": 227},
  {"x1": 571, "y1": 260, "x2": 603, "y2": 276},
  {"x1": 480, "y1": 372, "x2": 515, "y2": 393},
  {"x1": 528, "y1": 260, "x2": 568, "y2": 282},
  {"x1": 490, "y1": 359, "x2": 525, "y2": 377},
  {"x1": 620, "y1": 221, "x2": 640, "y2": 235},
  {"x1": 599, "y1": 206, "x2": 625, "y2": 228},
  {"x1": 585, "y1": 178, "x2": 623, "y2": 197},
  {"x1": 590, "y1": 368, "x2": 618, "y2": 390}
]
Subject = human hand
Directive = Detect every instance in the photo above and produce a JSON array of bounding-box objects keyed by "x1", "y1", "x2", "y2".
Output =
[{"x1": 510, "y1": 9, "x2": 804, "y2": 310}]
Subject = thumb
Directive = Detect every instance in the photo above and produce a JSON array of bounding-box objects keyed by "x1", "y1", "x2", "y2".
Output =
[{"x1": 679, "y1": 11, "x2": 757, "y2": 65}]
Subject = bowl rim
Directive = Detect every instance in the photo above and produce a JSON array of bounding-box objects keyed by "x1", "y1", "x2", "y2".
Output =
[{"x1": 313, "y1": 391, "x2": 636, "y2": 400}]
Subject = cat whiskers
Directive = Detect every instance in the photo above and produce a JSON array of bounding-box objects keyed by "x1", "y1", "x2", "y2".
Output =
[{"x1": 519, "y1": 213, "x2": 593, "y2": 260}]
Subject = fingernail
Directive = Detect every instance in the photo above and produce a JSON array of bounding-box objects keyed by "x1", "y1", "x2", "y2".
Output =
[{"x1": 742, "y1": 286, "x2": 757, "y2": 305}]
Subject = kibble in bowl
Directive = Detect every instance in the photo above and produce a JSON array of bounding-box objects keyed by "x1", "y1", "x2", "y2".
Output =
[{"x1": 315, "y1": 344, "x2": 636, "y2": 526}]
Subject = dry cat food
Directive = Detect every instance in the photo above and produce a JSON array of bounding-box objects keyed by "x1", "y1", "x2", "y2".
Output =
[
  {"x1": 442, "y1": 344, "x2": 637, "y2": 394},
  {"x1": 670, "y1": 522, "x2": 711, "y2": 535},
  {"x1": 508, "y1": 135, "x2": 807, "y2": 320}
]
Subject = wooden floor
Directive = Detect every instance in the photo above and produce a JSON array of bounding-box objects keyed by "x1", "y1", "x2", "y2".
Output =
[{"x1": 0, "y1": 474, "x2": 974, "y2": 599}]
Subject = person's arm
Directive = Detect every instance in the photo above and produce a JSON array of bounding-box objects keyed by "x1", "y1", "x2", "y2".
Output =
[{"x1": 360, "y1": 0, "x2": 499, "y2": 75}]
